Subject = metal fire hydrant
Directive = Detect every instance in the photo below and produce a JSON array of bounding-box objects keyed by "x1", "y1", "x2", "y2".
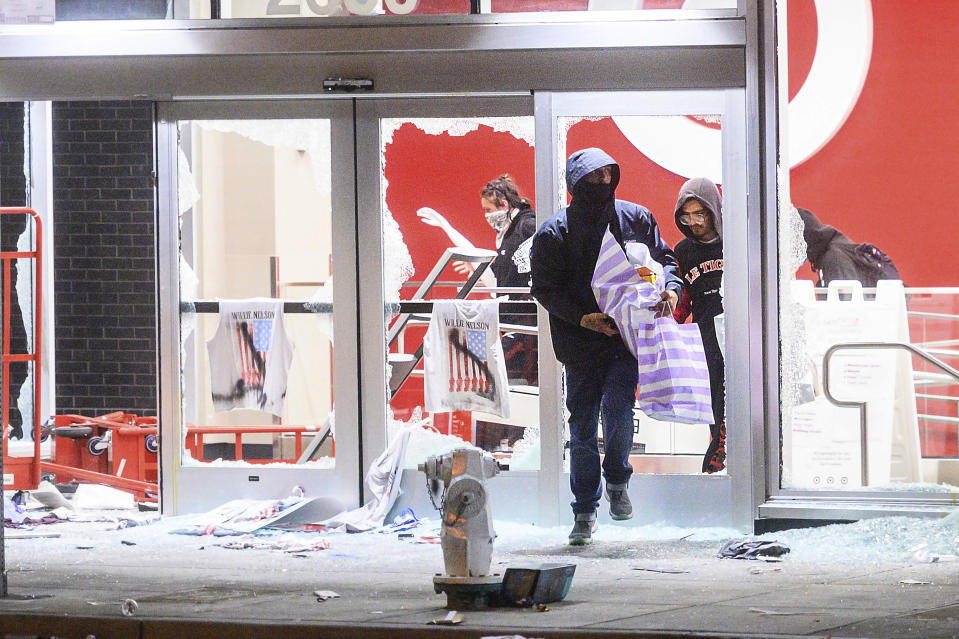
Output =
[{"x1": 419, "y1": 447, "x2": 501, "y2": 608}]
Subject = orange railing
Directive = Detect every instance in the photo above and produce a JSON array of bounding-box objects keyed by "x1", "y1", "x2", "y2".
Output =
[
  {"x1": 185, "y1": 423, "x2": 329, "y2": 464},
  {"x1": 1, "y1": 207, "x2": 43, "y2": 490}
]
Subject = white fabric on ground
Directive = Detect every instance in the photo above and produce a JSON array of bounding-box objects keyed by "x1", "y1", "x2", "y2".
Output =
[
  {"x1": 322, "y1": 429, "x2": 411, "y2": 532},
  {"x1": 71, "y1": 484, "x2": 136, "y2": 510}
]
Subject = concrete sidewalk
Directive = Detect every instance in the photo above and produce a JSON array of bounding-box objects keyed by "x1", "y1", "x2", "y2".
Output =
[{"x1": 0, "y1": 515, "x2": 957, "y2": 638}]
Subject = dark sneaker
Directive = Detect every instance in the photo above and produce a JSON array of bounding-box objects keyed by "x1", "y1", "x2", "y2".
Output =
[
  {"x1": 568, "y1": 513, "x2": 597, "y2": 546},
  {"x1": 605, "y1": 483, "x2": 633, "y2": 520},
  {"x1": 704, "y1": 420, "x2": 727, "y2": 474}
]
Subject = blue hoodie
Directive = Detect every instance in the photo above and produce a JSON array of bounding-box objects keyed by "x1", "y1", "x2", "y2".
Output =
[{"x1": 530, "y1": 148, "x2": 682, "y2": 366}]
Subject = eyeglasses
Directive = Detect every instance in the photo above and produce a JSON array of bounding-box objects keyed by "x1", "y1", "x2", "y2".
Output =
[{"x1": 679, "y1": 211, "x2": 708, "y2": 225}]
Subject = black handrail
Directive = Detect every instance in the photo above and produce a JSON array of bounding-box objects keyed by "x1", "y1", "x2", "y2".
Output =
[{"x1": 182, "y1": 300, "x2": 538, "y2": 315}]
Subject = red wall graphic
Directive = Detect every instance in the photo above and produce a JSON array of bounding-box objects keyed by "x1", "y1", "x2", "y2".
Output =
[
  {"x1": 789, "y1": 0, "x2": 953, "y2": 287},
  {"x1": 385, "y1": 2, "x2": 959, "y2": 453},
  {"x1": 389, "y1": 1, "x2": 949, "y2": 288}
]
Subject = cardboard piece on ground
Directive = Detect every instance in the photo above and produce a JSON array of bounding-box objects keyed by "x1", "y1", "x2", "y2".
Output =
[
  {"x1": 273, "y1": 496, "x2": 345, "y2": 527},
  {"x1": 174, "y1": 496, "x2": 324, "y2": 536},
  {"x1": 31, "y1": 481, "x2": 74, "y2": 511}
]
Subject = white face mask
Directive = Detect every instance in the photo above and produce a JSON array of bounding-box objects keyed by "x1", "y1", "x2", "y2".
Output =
[{"x1": 485, "y1": 209, "x2": 510, "y2": 233}]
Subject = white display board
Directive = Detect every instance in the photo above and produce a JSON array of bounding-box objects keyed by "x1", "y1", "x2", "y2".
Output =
[
  {"x1": 787, "y1": 280, "x2": 921, "y2": 488},
  {"x1": 0, "y1": 0, "x2": 54, "y2": 24}
]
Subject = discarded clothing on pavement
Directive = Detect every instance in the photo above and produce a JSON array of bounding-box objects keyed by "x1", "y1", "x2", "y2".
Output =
[
  {"x1": 322, "y1": 428, "x2": 411, "y2": 532},
  {"x1": 718, "y1": 539, "x2": 790, "y2": 560},
  {"x1": 376, "y1": 507, "x2": 420, "y2": 534}
]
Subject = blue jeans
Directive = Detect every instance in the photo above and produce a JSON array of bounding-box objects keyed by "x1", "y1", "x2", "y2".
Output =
[{"x1": 565, "y1": 354, "x2": 638, "y2": 515}]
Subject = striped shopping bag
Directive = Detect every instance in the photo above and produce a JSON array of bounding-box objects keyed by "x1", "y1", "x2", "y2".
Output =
[
  {"x1": 635, "y1": 315, "x2": 714, "y2": 424},
  {"x1": 591, "y1": 227, "x2": 713, "y2": 424},
  {"x1": 591, "y1": 228, "x2": 662, "y2": 355}
]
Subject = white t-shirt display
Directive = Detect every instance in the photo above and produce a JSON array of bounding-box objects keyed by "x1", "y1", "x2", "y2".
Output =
[
  {"x1": 206, "y1": 298, "x2": 294, "y2": 417},
  {"x1": 423, "y1": 300, "x2": 510, "y2": 418}
]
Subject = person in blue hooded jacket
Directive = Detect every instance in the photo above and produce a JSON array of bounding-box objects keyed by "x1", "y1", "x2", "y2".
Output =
[{"x1": 530, "y1": 147, "x2": 682, "y2": 545}]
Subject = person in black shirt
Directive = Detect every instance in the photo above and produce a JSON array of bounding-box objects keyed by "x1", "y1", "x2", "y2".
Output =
[
  {"x1": 672, "y1": 177, "x2": 726, "y2": 473},
  {"x1": 417, "y1": 175, "x2": 538, "y2": 384},
  {"x1": 479, "y1": 175, "x2": 538, "y2": 385}
]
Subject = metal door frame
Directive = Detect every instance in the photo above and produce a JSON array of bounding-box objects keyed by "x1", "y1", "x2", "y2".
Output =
[
  {"x1": 156, "y1": 99, "x2": 359, "y2": 514},
  {"x1": 535, "y1": 90, "x2": 754, "y2": 530},
  {"x1": 353, "y1": 95, "x2": 538, "y2": 518}
]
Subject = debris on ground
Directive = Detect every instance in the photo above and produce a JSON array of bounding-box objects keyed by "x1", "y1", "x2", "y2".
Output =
[
  {"x1": 632, "y1": 566, "x2": 689, "y2": 574},
  {"x1": 120, "y1": 598, "x2": 138, "y2": 616},
  {"x1": 909, "y1": 543, "x2": 959, "y2": 563},
  {"x1": 376, "y1": 507, "x2": 420, "y2": 534},
  {"x1": 899, "y1": 579, "x2": 931, "y2": 585},
  {"x1": 72, "y1": 484, "x2": 136, "y2": 510},
  {"x1": 113, "y1": 517, "x2": 156, "y2": 530},
  {"x1": 4, "y1": 530, "x2": 61, "y2": 539},
  {"x1": 172, "y1": 496, "x2": 322, "y2": 536},
  {"x1": 4, "y1": 495, "x2": 70, "y2": 528},
  {"x1": 429, "y1": 610, "x2": 463, "y2": 625},
  {"x1": 718, "y1": 539, "x2": 790, "y2": 560},
  {"x1": 30, "y1": 480, "x2": 74, "y2": 511},
  {"x1": 313, "y1": 590, "x2": 339, "y2": 601},
  {"x1": 321, "y1": 429, "x2": 411, "y2": 533},
  {"x1": 170, "y1": 490, "x2": 346, "y2": 537},
  {"x1": 201, "y1": 533, "x2": 331, "y2": 553},
  {"x1": 268, "y1": 523, "x2": 328, "y2": 532},
  {"x1": 749, "y1": 608, "x2": 820, "y2": 616}
]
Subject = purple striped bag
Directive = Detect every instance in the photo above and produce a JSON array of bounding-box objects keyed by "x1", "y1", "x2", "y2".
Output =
[
  {"x1": 634, "y1": 315, "x2": 714, "y2": 424},
  {"x1": 591, "y1": 227, "x2": 713, "y2": 424}
]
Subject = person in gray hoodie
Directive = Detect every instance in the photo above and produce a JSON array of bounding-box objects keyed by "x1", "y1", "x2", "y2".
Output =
[
  {"x1": 530, "y1": 148, "x2": 682, "y2": 544},
  {"x1": 672, "y1": 177, "x2": 726, "y2": 473}
]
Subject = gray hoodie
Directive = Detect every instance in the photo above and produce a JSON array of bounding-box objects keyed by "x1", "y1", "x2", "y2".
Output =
[
  {"x1": 672, "y1": 177, "x2": 724, "y2": 327},
  {"x1": 674, "y1": 177, "x2": 723, "y2": 241}
]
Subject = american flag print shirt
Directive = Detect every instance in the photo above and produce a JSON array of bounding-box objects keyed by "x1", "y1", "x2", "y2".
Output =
[
  {"x1": 207, "y1": 298, "x2": 295, "y2": 417},
  {"x1": 423, "y1": 299, "x2": 510, "y2": 418}
]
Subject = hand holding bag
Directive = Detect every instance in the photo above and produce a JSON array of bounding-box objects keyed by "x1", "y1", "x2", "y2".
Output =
[
  {"x1": 591, "y1": 228, "x2": 713, "y2": 424},
  {"x1": 634, "y1": 314, "x2": 714, "y2": 424}
]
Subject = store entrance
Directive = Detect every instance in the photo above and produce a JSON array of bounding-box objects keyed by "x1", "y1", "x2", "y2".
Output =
[{"x1": 157, "y1": 91, "x2": 750, "y2": 529}]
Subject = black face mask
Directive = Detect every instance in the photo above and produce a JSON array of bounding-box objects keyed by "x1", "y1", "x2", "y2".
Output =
[{"x1": 576, "y1": 181, "x2": 614, "y2": 207}]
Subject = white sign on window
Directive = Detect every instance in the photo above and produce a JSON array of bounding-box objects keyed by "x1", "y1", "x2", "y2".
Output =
[
  {"x1": 785, "y1": 280, "x2": 921, "y2": 489},
  {"x1": 0, "y1": 0, "x2": 54, "y2": 24}
]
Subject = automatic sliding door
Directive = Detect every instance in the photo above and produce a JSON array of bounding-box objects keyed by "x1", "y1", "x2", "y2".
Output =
[
  {"x1": 157, "y1": 100, "x2": 359, "y2": 514},
  {"x1": 355, "y1": 97, "x2": 544, "y2": 522}
]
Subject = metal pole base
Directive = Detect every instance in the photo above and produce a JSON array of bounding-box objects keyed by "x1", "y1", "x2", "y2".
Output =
[{"x1": 433, "y1": 574, "x2": 502, "y2": 610}]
